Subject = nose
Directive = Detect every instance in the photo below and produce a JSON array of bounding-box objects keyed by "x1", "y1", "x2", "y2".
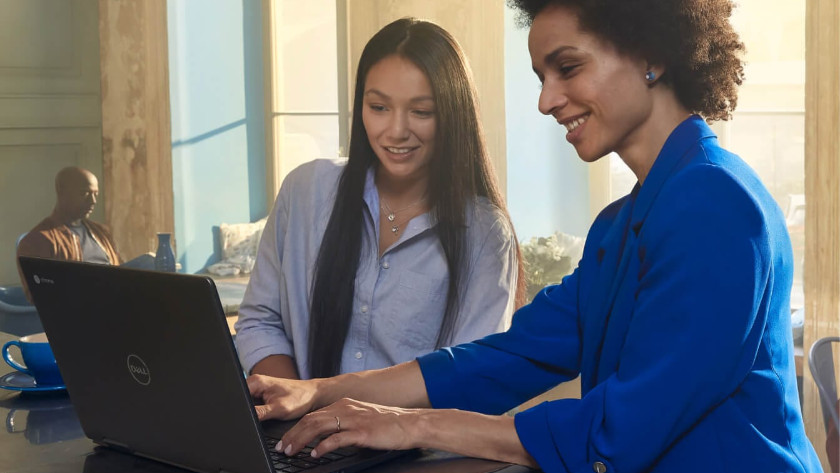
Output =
[
  {"x1": 386, "y1": 111, "x2": 410, "y2": 140},
  {"x1": 537, "y1": 78, "x2": 568, "y2": 117}
]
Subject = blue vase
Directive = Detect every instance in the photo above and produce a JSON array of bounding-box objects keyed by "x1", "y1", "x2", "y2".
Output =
[{"x1": 154, "y1": 233, "x2": 176, "y2": 272}]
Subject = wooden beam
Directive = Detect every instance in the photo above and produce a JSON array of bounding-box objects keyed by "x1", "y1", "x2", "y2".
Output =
[
  {"x1": 98, "y1": 0, "x2": 174, "y2": 259},
  {"x1": 803, "y1": 0, "x2": 840, "y2": 469}
]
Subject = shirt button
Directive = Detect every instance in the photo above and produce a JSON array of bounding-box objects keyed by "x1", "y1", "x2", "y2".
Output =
[
  {"x1": 381, "y1": 261, "x2": 390, "y2": 269},
  {"x1": 593, "y1": 461, "x2": 607, "y2": 473},
  {"x1": 360, "y1": 305, "x2": 369, "y2": 313},
  {"x1": 354, "y1": 351, "x2": 363, "y2": 359}
]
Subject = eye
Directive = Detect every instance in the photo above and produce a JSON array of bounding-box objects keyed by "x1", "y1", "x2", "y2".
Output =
[
  {"x1": 412, "y1": 109, "x2": 435, "y2": 118},
  {"x1": 559, "y1": 64, "x2": 580, "y2": 77},
  {"x1": 367, "y1": 103, "x2": 387, "y2": 112}
]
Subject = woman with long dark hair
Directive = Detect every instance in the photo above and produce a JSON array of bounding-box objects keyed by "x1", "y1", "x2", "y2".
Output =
[{"x1": 235, "y1": 18, "x2": 525, "y2": 380}]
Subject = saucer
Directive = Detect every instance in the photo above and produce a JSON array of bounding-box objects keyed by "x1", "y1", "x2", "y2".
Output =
[{"x1": 0, "y1": 372, "x2": 66, "y2": 392}]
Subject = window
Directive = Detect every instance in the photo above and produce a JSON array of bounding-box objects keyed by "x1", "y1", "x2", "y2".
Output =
[{"x1": 264, "y1": 0, "x2": 341, "y2": 197}]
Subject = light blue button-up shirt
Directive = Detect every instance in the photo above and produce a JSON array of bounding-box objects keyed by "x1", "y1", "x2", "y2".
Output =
[{"x1": 234, "y1": 158, "x2": 518, "y2": 378}]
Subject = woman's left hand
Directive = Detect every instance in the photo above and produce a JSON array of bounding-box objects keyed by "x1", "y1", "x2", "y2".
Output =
[
  {"x1": 276, "y1": 397, "x2": 421, "y2": 458},
  {"x1": 277, "y1": 398, "x2": 537, "y2": 468}
]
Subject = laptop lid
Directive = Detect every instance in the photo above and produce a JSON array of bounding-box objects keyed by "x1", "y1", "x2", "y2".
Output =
[
  {"x1": 18, "y1": 257, "x2": 408, "y2": 473},
  {"x1": 19, "y1": 257, "x2": 274, "y2": 473}
]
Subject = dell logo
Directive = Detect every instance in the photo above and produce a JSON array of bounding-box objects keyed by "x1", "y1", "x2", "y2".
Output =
[{"x1": 126, "y1": 354, "x2": 151, "y2": 385}]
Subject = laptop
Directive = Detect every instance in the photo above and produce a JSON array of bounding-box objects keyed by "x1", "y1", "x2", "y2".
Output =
[{"x1": 18, "y1": 257, "x2": 409, "y2": 473}]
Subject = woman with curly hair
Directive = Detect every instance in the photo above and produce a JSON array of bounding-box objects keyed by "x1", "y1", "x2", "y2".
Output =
[{"x1": 244, "y1": 1, "x2": 823, "y2": 471}]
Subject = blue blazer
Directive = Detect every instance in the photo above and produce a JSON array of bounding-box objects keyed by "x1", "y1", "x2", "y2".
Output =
[{"x1": 418, "y1": 116, "x2": 822, "y2": 472}]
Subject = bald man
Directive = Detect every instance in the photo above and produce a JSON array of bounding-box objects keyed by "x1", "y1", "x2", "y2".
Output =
[{"x1": 17, "y1": 167, "x2": 121, "y2": 299}]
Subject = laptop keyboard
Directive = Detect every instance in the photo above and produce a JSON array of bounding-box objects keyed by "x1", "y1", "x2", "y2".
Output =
[{"x1": 265, "y1": 436, "x2": 361, "y2": 472}]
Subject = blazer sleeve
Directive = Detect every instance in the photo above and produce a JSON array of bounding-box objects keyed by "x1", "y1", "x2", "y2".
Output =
[{"x1": 418, "y1": 265, "x2": 583, "y2": 415}]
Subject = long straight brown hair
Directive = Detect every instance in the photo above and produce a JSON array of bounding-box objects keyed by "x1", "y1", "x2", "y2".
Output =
[{"x1": 308, "y1": 18, "x2": 526, "y2": 378}]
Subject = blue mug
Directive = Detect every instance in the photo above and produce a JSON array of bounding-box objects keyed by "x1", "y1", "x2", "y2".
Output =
[{"x1": 2, "y1": 333, "x2": 63, "y2": 386}]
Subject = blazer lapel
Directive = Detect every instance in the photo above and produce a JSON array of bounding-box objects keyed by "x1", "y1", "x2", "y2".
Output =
[
  {"x1": 580, "y1": 191, "x2": 637, "y2": 389},
  {"x1": 583, "y1": 115, "x2": 718, "y2": 388}
]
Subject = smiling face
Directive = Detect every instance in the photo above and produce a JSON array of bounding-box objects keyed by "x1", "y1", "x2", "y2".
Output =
[
  {"x1": 362, "y1": 54, "x2": 437, "y2": 185},
  {"x1": 529, "y1": 4, "x2": 655, "y2": 163}
]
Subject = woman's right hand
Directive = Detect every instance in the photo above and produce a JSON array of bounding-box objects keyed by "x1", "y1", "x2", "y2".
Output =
[{"x1": 247, "y1": 374, "x2": 321, "y2": 421}]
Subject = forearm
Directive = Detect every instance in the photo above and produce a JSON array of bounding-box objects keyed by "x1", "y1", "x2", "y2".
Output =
[
  {"x1": 314, "y1": 361, "x2": 430, "y2": 409},
  {"x1": 410, "y1": 409, "x2": 537, "y2": 467},
  {"x1": 251, "y1": 354, "x2": 300, "y2": 379}
]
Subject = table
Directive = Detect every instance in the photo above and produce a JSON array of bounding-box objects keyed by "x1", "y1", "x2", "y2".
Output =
[
  {"x1": 213, "y1": 276, "x2": 249, "y2": 315},
  {"x1": 208, "y1": 274, "x2": 248, "y2": 335},
  {"x1": 0, "y1": 332, "x2": 532, "y2": 473}
]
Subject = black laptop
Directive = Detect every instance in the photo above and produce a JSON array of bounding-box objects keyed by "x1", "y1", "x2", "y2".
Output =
[{"x1": 18, "y1": 257, "x2": 408, "y2": 473}]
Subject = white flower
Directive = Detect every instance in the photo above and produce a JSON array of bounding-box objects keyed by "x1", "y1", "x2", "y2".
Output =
[{"x1": 521, "y1": 231, "x2": 585, "y2": 301}]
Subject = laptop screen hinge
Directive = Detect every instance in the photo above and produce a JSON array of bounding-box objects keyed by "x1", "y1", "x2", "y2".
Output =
[{"x1": 99, "y1": 438, "x2": 132, "y2": 454}]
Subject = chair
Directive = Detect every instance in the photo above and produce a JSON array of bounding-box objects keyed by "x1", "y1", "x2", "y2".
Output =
[
  {"x1": 15, "y1": 232, "x2": 27, "y2": 249},
  {"x1": 0, "y1": 285, "x2": 43, "y2": 336},
  {"x1": 809, "y1": 336, "x2": 840, "y2": 434}
]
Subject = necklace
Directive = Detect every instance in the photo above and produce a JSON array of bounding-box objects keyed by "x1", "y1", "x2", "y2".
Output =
[{"x1": 380, "y1": 196, "x2": 425, "y2": 236}]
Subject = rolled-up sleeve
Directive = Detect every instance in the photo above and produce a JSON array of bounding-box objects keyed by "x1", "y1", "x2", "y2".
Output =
[
  {"x1": 448, "y1": 209, "x2": 519, "y2": 346},
  {"x1": 233, "y1": 189, "x2": 294, "y2": 374}
]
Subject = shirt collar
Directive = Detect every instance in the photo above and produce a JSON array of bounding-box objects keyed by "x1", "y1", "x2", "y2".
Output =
[{"x1": 361, "y1": 166, "x2": 434, "y2": 245}]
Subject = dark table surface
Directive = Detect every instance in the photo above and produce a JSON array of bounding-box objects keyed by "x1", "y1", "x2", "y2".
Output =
[{"x1": 0, "y1": 331, "x2": 532, "y2": 473}]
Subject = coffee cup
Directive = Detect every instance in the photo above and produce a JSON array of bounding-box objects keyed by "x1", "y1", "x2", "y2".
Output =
[{"x1": 2, "y1": 333, "x2": 63, "y2": 386}]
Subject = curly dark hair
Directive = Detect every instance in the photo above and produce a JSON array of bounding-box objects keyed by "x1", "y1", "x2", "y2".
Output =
[{"x1": 507, "y1": 0, "x2": 745, "y2": 121}]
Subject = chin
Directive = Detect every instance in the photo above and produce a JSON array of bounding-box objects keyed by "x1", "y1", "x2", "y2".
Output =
[
  {"x1": 572, "y1": 142, "x2": 611, "y2": 163},
  {"x1": 574, "y1": 150, "x2": 603, "y2": 163},
  {"x1": 380, "y1": 163, "x2": 425, "y2": 181}
]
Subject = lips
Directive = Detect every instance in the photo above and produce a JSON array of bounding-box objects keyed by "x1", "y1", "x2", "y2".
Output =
[
  {"x1": 380, "y1": 145, "x2": 421, "y2": 162},
  {"x1": 563, "y1": 114, "x2": 588, "y2": 132},
  {"x1": 384, "y1": 146, "x2": 418, "y2": 154},
  {"x1": 559, "y1": 113, "x2": 589, "y2": 143}
]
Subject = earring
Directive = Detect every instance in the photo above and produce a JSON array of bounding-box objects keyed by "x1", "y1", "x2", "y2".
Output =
[{"x1": 645, "y1": 71, "x2": 656, "y2": 82}]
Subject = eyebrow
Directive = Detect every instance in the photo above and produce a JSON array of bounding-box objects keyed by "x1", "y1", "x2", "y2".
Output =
[
  {"x1": 364, "y1": 89, "x2": 434, "y2": 103},
  {"x1": 533, "y1": 45, "x2": 580, "y2": 74}
]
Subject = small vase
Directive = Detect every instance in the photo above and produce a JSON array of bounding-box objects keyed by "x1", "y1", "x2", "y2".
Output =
[{"x1": 154, "y1": 233, "x2": 176, "y2": 272}]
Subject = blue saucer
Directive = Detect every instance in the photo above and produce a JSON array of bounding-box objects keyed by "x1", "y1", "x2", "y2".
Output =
[{"x1": 0, "y1": 371, "x2": 66, "y2": 392}]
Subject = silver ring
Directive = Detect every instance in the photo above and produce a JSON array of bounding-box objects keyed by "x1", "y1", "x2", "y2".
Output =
[{"x1": 334, "y1": 416, "x2": 341, "y2": 433}]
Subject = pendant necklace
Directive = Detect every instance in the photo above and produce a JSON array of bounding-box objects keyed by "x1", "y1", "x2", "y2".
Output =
[{"x1": 380, "y1": 196, "x2": 424, "y2": 236}]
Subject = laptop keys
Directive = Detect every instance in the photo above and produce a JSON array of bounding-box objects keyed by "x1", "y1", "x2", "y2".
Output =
[{"x1": 267, "y1": 437, "x2": 355, "y2": 472}]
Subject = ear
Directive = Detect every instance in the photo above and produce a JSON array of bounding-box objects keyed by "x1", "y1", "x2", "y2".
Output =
[{"x1": 644, "y1": 63, "x2": 666, "y2": 86}]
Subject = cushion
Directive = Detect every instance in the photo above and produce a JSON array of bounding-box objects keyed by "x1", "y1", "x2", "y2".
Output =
[
  {"x1": 219, "y1": 218, "x2": 267, "y2": 261},
  {"x1": 209, "y1": 217, "x2": 267, "y2": 276}
]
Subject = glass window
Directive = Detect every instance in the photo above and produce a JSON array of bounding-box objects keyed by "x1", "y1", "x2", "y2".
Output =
[{"x1": 270, "y1": 0, "x2": 341, "y2": 183}]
